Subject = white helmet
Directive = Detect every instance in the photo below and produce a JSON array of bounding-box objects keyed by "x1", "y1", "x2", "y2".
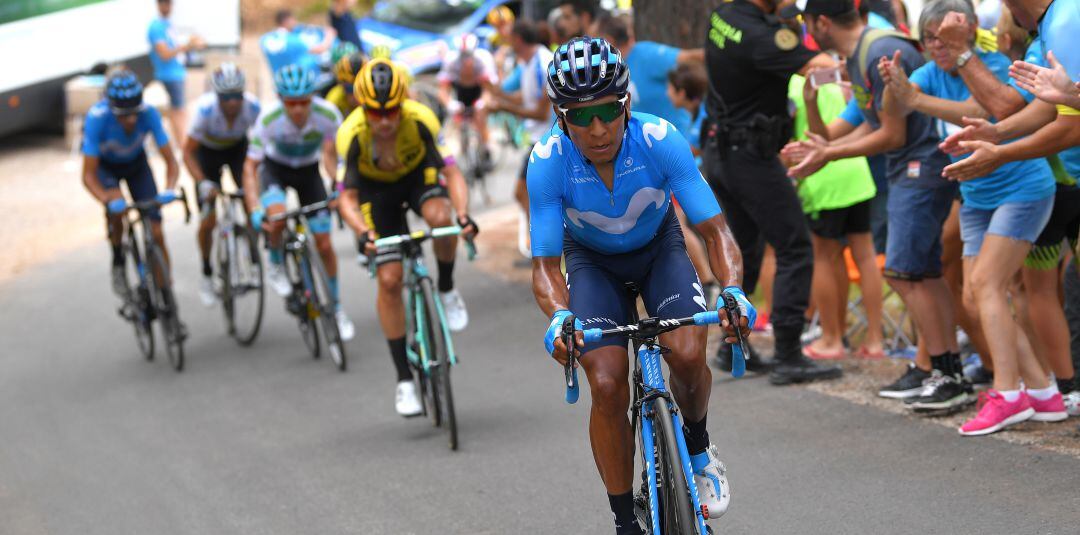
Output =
[
  {"x1": 453, "y1": 33, "x2": 479, "y2": 55},
  {"x1": 211, "y1": 62, "x2": 246, "y2": 94}
]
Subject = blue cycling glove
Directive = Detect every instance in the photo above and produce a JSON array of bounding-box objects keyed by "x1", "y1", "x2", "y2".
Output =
[
  {"x1": 544, "y1": 309, "x2": 582, "y2": 355},
  {"x1": 250, "y1": 208, "x2": 265, "y2": 230},
  {"x1": 156, "y1": 189, "x2": 178, "y2": 204},
  {"x1": 719, "y1": 286, "x2": 757, "y2": 332},
  {"x1": 106, "y1": 198, "x2": 127, "y2": 214}
]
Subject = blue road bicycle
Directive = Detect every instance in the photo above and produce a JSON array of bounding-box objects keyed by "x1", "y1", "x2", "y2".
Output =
[
  {"x1": 561, "y1": 285, "x2": 750, "y2": 534},
  {"x1": 367, "y1": 226, "x2": 475, "y2": 451}
]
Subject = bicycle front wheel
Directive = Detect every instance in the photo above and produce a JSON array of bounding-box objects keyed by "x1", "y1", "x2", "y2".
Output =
[
  {"x1": 420, "y1": 277, "x2": 457, "y2": 450},
  {"x1": 307, "y1": 239, "x2": 347, "y2": 372},
  {"x1": 652, "y1": 397, "x2": 699, "y2": 534},
  {"x1": 124, "y1": 236, "x2": 155, "y2": 361},
  {"x1": 148, "y1": 244, "x2": 184, "y2": 372},
  {"x1": 229, "y1": 223, "x2": 265, "y2": 345}
]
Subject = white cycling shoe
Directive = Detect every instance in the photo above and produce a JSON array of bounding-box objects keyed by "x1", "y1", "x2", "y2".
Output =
[
  {"x1": 440, "y1": 289, "x2": 469, "y2": 332},
  {"x1": 335, "y1": 309, "x2": 355, "y2": 341},
  {"x1": 266, "y1": 262, "x2": 291, "y2": 297},
  {"x1": 396, "y1": 381, "x2": 422, "y2": 417},
  {"x1": 199, "y1": 276, "x2": 218, "y2": 307},
  {"x1": 692, "y1": 444, "x2": 731, "y2": 520}
]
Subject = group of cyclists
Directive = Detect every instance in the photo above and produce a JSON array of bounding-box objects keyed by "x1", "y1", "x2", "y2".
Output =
[{"x1": 82, "y1": 28, "x2": 747, "y2": 535}]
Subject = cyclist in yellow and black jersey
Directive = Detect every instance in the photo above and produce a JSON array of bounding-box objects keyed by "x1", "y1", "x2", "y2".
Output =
[{"x1": 337, "y1": 58, "x2": 477, "y2": 417}]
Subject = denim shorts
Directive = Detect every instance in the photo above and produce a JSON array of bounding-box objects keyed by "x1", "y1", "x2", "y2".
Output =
[
  {"x1": 884, "y1": 183, "x2": 957, "y2": 280},
  {"x1": 959, "y1": 195, "x2": 1054, "y2": 257},
  {"x1": 161, "y1": 79, "x2": 185, "y2": 109}
]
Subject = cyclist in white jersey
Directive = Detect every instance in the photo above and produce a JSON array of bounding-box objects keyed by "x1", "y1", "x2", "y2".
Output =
[
  {"x1": 438, "y1": 33, "x2": 498, "y2": 165},
  {"x1": 243, "y1": 64, "x2": 355, "y2": 340},
  {"x1": 182, "y1": 63, "x2": 261, "y2": 306}
]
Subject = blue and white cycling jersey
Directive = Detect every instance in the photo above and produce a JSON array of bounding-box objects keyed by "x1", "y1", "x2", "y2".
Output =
[
  {"x1": 527, "y1": 113, "x2": 721, "y2": 257},
  {"x1": 188, "y1": 92, "x2": 261, "y2": 150},
  {"x1": 82, "y1": 100, "x2": 170, "y2": 164}
]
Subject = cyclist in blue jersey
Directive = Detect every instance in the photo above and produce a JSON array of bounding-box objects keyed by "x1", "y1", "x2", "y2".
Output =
[
  {"x1": 529, "y1": 37, "x2": 748, "y2": 535},
  {"x1": 182, "y1": 63, "x2": 261, "y2": 307},
  {"x1": 81, "y1": 70, "x2": 182, "y2": 298}
]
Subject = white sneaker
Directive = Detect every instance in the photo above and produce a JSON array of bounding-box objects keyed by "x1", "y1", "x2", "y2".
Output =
[
  {"x1": 199, "y1": 275, "x2": 218, "y2": 307},
  {"x1": 266, "y1": 262, "x2": 291, "y2": 297},
  {"x1": 395, "y1": 381, "x2": 422, "y2": 417},
  {"x1": 692, "y1": 444, "x2": 731, "y2": 520},
  {"x1": 335, "y1": 309, "x2": 355, "y2": 341},
  {"x1": 440, "y1": 289, "x2": 469, "y2": 332},
  {"x1": 1065, "y1": 391, "x2": 1080, "y2": 417}
]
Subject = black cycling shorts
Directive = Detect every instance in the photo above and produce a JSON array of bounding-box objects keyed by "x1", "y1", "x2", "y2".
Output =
[
  {"x1": 452, "y1": 83, "x2": 483, "y2": 108},
  {"x1": 350, "y1": 165, "x2": 449, "y2": 265},
  {"x1": 259, "y1": 158, "x2": 329, "y2": 210},
  {"x1": 1035, "y1": 184, "x2": 1080, "y2": 247},
  {"x1": 196, "y1": 140, "x2": 247, "y2": 208}
]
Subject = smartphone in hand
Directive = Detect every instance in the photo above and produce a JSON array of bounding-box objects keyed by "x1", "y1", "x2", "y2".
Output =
[{"x1": 809, "y1": 67, "x2": 842, "y2": 89}]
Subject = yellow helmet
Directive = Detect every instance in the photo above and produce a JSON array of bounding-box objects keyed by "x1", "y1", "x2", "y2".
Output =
[
  {"x1": 354, "y1": 58, "x2": 408, "y2": 110},
  {"x1": 486, "y1": 5, "x2": 515, "y2": 25},
  {"x1": 333, "y1": 52, "x2": 367, "y2": 86}
]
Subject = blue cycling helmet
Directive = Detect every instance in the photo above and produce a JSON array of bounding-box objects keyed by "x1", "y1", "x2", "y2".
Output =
[
  {"x1": 105, "y1": 70, "x2": 144, "y2": 113},
  {"x1": 546, "y1": 36, "x2": 629, "y2": 106},
  {"x1": 273, "y1": 64, "x2": 317, "y2": 98}
]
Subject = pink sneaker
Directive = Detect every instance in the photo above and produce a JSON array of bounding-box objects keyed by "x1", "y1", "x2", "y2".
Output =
[
  {"x1": 1029, "y1": 392, "x2": 1068, "y2": 422},
  {"x1": 958, "y1": 390, "x2": 1035, "y2": 436}
]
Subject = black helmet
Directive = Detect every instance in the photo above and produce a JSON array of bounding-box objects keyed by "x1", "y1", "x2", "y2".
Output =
[{"x1": 545, "y1": 36, "x2": 629, "y2": 106}]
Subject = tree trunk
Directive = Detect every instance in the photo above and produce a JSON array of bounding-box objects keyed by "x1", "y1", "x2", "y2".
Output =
[{"x1": 632, "y1": 0, "x2": 726, "y2": 49}]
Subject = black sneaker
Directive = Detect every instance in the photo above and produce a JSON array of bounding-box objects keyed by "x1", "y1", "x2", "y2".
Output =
[
  {"x1": 714, "y1": 342, "x2": 773, "y2": 373},
  {"x1": 965, "y1": 365, "x2": 993, "y2": 387},
  {"x1": 878, "y1": 364, "x2": 931, "y2": 399},
  {"x1": 906, "y1": 371, "x2": 974, "y2": 411},
  {"x1": 768, "y1": 355, "x2": 842, "y2": 385}
]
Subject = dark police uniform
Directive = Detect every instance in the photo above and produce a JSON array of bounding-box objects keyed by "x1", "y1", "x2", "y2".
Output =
[{"x1": 702, "y1": 0, "x2": 822, "y2": 368}]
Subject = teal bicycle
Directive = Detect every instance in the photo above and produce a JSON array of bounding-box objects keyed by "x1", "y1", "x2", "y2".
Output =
[{"x1": 367, "y1": 226, "x2": 476, "y2": 450}]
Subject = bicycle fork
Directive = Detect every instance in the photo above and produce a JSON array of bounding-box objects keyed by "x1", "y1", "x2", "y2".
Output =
[{"x1": 637, "y1": 344, "x2": 709, "y2": 534}]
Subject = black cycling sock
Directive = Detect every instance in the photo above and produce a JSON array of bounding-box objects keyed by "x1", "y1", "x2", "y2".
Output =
[
  {"x1": 608, "y1": 491, "x2": 641, "y2": 535},
  {"x1": 1057, "y1": 376, "x2": 1076, "y2": 395},
  {"x1": 388, "y1": 337, "x2": 412, "y2": 382},
  {"x1": 202, "y1": 258, "x2": 213, "y2": 277},
  {"x1": 111, "y1": 244, "x2": 124, "y2": 267},
  {"x1": 437, "y1": 260, "x2": 455, "y2": 293},
  {"x1": 683, "y1": 414, "x2": 710, "y2": 456},
  {"x1": 930, "y1": 353, "x2": 950, "y2": 375},
  {"x1": 949, "y1": 352, "x2": 964, "y2": 378}
]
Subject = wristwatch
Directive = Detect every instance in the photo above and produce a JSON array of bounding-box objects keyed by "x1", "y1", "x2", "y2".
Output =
[{"x1": 956, "y1": 49, "x2": 974, "y2": 68}]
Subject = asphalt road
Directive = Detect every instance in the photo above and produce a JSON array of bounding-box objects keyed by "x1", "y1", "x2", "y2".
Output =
[{"x1": 2, "y1": 169, "x2": 1080, "y2": 534}]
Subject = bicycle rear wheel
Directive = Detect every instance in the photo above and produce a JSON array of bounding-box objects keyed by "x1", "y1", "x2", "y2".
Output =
[
  {"x1": 652, "y1": 397, "x2": 699, "y2": 534},
  {"x1": 148, "y1": 244, "x2": 184, "y2": 372},
  {"x1": 229, "y1": 223, "x2": 265, "y2": 345},
  {"x1": 124, "y1": 237, "x2": 155, "y2": 361},
  {"x1": 308, "y1": 239, "x2": 347, "y2": 372},
  {"x1": 421, "y1": 277, "x2": 457, "y2": 450}
]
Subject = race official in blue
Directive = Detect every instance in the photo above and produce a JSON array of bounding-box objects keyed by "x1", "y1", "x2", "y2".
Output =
[
  {"x1": 528, "y1": 37, "x2": 746, "y2": 535},
  {"x1": 149, "y1": 0, "x2": 204, "y2": 144},
  {"x1": 81, "y1": 70, "x2": 182, "y2": 298}
]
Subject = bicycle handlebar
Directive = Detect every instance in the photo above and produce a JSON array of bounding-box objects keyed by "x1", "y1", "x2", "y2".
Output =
[
  {"x1": 265, "y1": 199, "x2": 333, "y2": 223},
  {"x1": 363, "y1": 225, "x2": 478, "y2": 278},
  {"x1": 562, "y1": 311, "x2": 721, "y2": 404},
  {"x1": 127, "y1": 188, "x2": 191, "y2": 224}
]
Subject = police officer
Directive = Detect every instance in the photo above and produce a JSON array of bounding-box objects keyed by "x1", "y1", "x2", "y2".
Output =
[{"x1": 702, "y1": 0, "x2": 842, "y2": 385}]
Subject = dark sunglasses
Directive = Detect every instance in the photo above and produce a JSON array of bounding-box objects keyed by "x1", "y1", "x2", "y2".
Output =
[
  {"x1": 558, "y1": 96, "x2": 628, "y2": 128},
  {"x1": 283, "y1": 98, "x2": 312, "y2": 108},
  {"x1": 364, "y1": 106, "x2": 401, "y2": 119},
  {"x1": 218, "y1": 92, "x2": 244, "y2": 102}
]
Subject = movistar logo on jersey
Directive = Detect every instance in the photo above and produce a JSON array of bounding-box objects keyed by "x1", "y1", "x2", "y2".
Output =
[
  {"x1": 531, "y1": 136, "x2": 564, "y2": 162},
  {"x1": 642, "y1": 119, "x2": 672, "y2": 148},
  {"x1": 565, "y1": 187, "x2": 666, "y2": 235}
]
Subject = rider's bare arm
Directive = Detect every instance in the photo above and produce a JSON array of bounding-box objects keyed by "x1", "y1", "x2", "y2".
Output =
[
  {"x1": 159, "y1": 144, "x2": 181, "y2": 190},
  {"x1": 81, "y1": 155, "x2": 108, "y2": 204},
  {"x1": 181, "y1": 136, "x2": 206, "y2": 183},
  {"x1": 694, "y1": 214, "x2": 742, "y2": 289},
  {"x1": 241, "y1": 157, "x2": 261, "y2": 214}
]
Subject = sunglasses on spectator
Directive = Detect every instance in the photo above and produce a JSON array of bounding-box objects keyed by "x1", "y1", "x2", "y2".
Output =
[
  {"x1": 218, "y1": 92, "x2": 244, "y2": 102},
  {"x1": 365, "y1": 106, "x2": 401, "y2": 119},
  {"x1": 557, "y1": 96, "x2": 628, "y2": 128},
  {"x1": 283, "y1": 98, "x2": 312, "y2": 108}
]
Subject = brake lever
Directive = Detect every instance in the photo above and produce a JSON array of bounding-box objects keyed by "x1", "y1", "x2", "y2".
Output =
[
  {"x1": 722, "y1": 293, "x2": 749, "y2": 378},
  {"x1": 562, "y1": 314, "x2": 580, "y2": 404}
]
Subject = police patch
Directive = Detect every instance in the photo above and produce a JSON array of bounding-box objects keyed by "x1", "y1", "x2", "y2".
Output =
[{"x1": 774, "y1": 28, "x2": 798, "y2": 51}]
